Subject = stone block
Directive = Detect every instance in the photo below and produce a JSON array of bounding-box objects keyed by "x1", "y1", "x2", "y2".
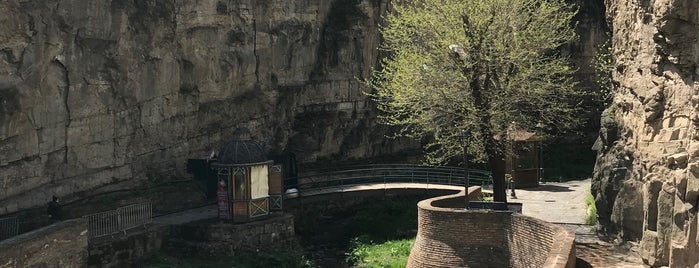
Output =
[
  {"x1": 689, "y1": 143, "x2": 699, "y2": 158},
  {"x1": 667, "y1": 152, "x2": 688, "y2": 168},
  {"x1": 612, "y1": 180, "x2": 644, "y2": 239},
  {"x1": 687, "y1": 163, "x2": 699, "y2": 205},
  {"x1": 641, "y1": 231, "x2": 658, "y2": 266}
]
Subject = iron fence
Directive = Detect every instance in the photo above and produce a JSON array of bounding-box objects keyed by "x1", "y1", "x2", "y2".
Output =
[
  {"x1": 0, "y1": 216, "x2": 19, "y2": 241},
  {"x1": 285, "y1": 164, "x2": 492, "y2": 192},
  {"x1": 82, "y1": 202, "x2": 152, "y2": 241},
  {"x1": 117, "y1": 202, "x2": 152, "y2": 232}
]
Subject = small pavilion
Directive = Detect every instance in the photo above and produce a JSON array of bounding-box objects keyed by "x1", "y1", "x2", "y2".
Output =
[
  {"x1": 506, "y1": 129, "x2": 544, "y2": 188},
  {"x1": 210, "y1": 129, "x2": 284, "y2": 223},
  {"x1": 496, "y1": 126, "x2": 545, "y2": 188}
]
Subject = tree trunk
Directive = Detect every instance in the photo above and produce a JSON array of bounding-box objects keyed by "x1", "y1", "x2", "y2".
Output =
[
  {"x1": 470, "y1": 72, "x2": 507, "y2": 203},
  {"x1": 488, "y1": 145, "x2": 507, "y2": 203}
]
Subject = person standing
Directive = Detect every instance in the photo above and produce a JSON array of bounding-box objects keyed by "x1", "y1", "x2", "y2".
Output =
[{"x1": 47, "y1": 196, "x2": 62, "y2": 223}]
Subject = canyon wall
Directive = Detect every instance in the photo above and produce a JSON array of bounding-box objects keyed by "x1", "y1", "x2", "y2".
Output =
[
  {"x1": 593, "y1": 0, "x2": 699, "y2": 266},
  {"x1": 0, "y1": 0, "x2": 416, "y2": 214},
  {"x1": 0, "y1": 0, "x2": 608, "y2": 219}
]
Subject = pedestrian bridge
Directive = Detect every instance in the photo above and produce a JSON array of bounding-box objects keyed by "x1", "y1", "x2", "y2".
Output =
[
  {"x1": 156, "y1": 164, "x2": 492, "y2": 225},
  {"x1": 288, "y1": 164, "x2": 493, "y2": 195}
]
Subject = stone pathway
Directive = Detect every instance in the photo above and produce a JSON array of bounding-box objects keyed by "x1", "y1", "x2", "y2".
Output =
[
  {"x1": 513, "y1": 179, "x2": 646, "y2": 267},
  {"x1": 511, "y1": 179, "x2": 589, "y2": 224},
  {"x1": 153, "y1": 204, "x2": 216, "y2": 225}
]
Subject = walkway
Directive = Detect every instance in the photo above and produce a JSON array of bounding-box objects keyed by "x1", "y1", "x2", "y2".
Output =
[
  {"x1": 512, "y1": 179, "x2": 589, "y2": 224},
  {"x1": 513, "y1": 179, "x2": 645, "y2": 268},
  {"x1": 153, "y1": 205, "x2": 216, "y2": 225}
]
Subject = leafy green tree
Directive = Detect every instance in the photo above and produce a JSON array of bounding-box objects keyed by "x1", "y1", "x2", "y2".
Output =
[{"x1": 368, "y1": 0, "x2": 581, "y2": 200}]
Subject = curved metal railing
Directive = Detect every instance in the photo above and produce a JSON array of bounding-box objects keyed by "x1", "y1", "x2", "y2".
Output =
[{"x1": 285, "y1": 164, "x2": 492, "y2": 193}]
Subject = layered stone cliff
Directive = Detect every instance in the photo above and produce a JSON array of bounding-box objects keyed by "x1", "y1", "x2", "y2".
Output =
[
  {"x1": 0, "y1": 0, "x2": 610, "y2": 218},
  {"x1": 0, "y1": 0, "x2": 416, "y2": 214},
  {"x1": 593, "y1": 0, "x2": 699, "y2": 266}
]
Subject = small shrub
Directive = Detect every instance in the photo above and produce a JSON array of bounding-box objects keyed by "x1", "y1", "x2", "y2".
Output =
[{"x1": 584, "y1": 189, "x2": 597, "y2": 226}]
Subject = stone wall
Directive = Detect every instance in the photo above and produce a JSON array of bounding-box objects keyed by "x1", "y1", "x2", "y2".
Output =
[
  {"x1": 87, "y1": 225, "x2": 168, "y2": 268},
  {"x1": 165, "y1": 214, "x2": 294, "y2": 256},
  {"x1": 592, "y1": 0, "x2": 699, "y2": 266},
  {"x1": 0, "y1": 219, "x2": 88, "y2": 268},
  {"x1": 407, "y1": 191, "x2": 575, "y2": 268},
  {"x1": 0, "y1": 0, "x2": 416, "y2": 215}
]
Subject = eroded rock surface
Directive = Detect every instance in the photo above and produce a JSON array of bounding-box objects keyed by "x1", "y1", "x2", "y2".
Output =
[
  {"x1": 593, "y1": 0, "x2": 699, "y2": 266},
  {"x1": 0, "y1": 0, "x2": 416, "y2": 214},
  {"x1": 0, "y1": 0, "x2": 609, "y2": 220}
]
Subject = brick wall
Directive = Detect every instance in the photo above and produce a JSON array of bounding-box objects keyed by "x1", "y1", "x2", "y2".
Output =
[
  {"x1": 409, "y1": 207, "x2": 510, "y2": 267},
  {"x1": 0, "y1": 219, "x2": 88, "y2": 268},
  {"x1": 407, "y1": 189, "x2": 575, "y2": 268}
]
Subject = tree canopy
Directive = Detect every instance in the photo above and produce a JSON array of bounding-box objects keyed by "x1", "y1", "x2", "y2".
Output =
[{"x1": 369, "y1": 0, "x2": 581, "y2": 164}]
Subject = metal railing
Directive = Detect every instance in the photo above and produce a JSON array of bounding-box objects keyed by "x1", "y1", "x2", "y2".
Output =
[
  {"x1": 82, "y1": 202, "x2": 152, "y2": 241},
  {"x1": 0, "y1": 216, "x2": 19, "y2": 241},
  {"x1": 285, "y1": 164, "x2": 492, "y2": 192},
  {"x1": 117, "y1": 202, "x2": 153, "y2": 232}
]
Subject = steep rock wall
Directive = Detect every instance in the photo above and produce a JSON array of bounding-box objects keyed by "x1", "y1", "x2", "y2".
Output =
[
  {"x1": 593, "y1": 0, "x2": 699, "y2": 266},
  {"x1": 0, "y1": 0, "x2": 415, "y2": 214}
]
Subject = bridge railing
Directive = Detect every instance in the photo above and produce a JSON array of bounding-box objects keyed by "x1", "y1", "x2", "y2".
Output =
[
  {"x1": 285, "y1": 164, "x2": 492, "y2": 192},
  {"x1": 0, "y1": 216, "x2": 19, "y2": 241},
  {"x1": 82, "y1": 202, "x2": 152, "y2": 242}
]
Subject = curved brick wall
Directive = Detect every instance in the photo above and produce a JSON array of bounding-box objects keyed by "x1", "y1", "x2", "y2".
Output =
[{"x1": 407, "y1": 190, "x2": 575, "y2": 268}]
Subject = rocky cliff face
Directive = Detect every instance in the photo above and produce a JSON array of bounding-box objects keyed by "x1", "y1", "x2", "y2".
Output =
[
  {"x1": 593, "y1": 0, "x2": 699, "y2": 266},
  {"x1": 0, "y1": 0, "x2": 417, "y2": 214}
]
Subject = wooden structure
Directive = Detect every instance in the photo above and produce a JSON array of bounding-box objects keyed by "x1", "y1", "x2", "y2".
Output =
[
  {"x1": 211, "y1": 129, "x2": 284, "y2": 223},
  {"x1": 502, "y1": 128, "x2": 545, "y2": 189}
]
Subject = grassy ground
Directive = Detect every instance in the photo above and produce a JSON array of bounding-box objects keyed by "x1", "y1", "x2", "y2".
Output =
[
  {"x1": 294, "y1": 197, "x2": 420, "y2": 267},
  {"x1": 343, "y1": 198, "x2": 418, "y2": 267},
  {"x1": 346, "y1": 238, "x2": 415, "y2": 268}
]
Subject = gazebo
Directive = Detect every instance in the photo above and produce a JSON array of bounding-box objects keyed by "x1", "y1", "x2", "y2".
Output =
[
  {"x1": 504, "y1": 128, "x2": 545, "y2": 188},
  {"x1": 210, "y1": 129, "x2": 284, "y2": 223}
]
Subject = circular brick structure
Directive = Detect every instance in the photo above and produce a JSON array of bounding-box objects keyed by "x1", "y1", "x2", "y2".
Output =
[{"x1": 407, "y1": 190, "x2": 575, "y2": 268}]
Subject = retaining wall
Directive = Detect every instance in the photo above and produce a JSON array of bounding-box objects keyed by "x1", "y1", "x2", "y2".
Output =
[
  {"x1": 0, "y1": 219, "x2": 88, "y2": 268},
  {"x1": 407, "y1": 191, "x2": 575, "y2": 268},
  {"x1": 165, "y1": 214, "x2": 295, "y2": 256},
  {"x1": 87, "y1": 225, "x2": 168, "y2": 268}
]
